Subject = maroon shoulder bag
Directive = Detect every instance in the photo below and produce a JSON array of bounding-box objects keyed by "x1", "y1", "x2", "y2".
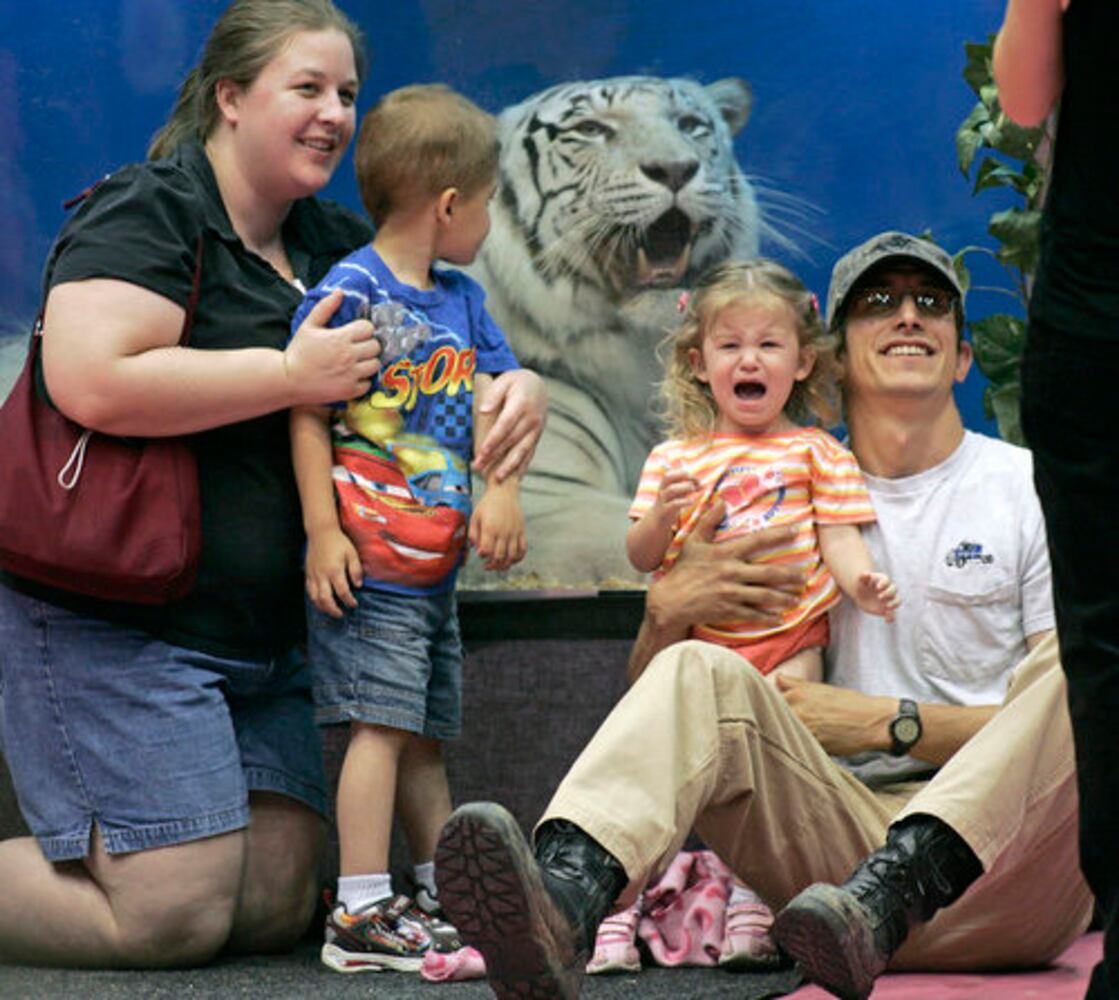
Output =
[{"x1": 0, "y1": 239, "x2": 203, "y2": 605}]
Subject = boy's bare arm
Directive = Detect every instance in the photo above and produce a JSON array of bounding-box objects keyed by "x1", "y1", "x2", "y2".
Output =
[
  {"x1": 291, "y1": 406, "x2": 341, "y2": 536},
  {"x1": 290, "y1": 405, "x2": 362, "y2": 616},
  {"x1": 472, "y1": 373, "x2": 500, "y2": 471},
  {"x1": 470, "y1": 373, "x2": 526, "y2": 570}
]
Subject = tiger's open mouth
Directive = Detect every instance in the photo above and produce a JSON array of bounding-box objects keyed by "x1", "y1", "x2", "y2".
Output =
[{"x1": 636, "y1": 208, "x2": 696, "y2": 286}]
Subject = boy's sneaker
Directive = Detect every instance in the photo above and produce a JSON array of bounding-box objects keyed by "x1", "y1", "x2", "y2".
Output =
[
  {"x1": 401, "y1": 894, "x2": 463, "y2": 953},
  {"x1": 320, "y1": 895, "x2": 429, "y2": 973},
  {"x1": 586, "y1": 904, "x2": 642, "y2": 974}
]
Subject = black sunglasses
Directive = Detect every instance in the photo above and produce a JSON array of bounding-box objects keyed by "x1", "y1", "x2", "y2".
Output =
[{"x1": 847, "y1": 286, "x2": 958, "y2": 319}]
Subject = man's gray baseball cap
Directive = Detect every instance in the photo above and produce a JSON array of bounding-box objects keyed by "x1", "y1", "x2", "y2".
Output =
[{"x1": 826, "y1": 231, "x2": 963, "y2": 328}]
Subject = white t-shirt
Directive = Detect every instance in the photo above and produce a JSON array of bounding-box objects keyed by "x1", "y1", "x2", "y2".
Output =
[{"x1": 826, "y1": 431, "x2": 1054, "y2": 784}]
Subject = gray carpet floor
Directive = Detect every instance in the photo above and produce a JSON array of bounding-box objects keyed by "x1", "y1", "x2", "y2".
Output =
[{"x1": 0, "y1": 937, "x2": 804, "y2": 999}]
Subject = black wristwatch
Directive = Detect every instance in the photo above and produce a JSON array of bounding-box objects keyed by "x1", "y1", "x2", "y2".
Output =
[{"x1": 888, "y1": 698, "x2": 923, "y2": 757}]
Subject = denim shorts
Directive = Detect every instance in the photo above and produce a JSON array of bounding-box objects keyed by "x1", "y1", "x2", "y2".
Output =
[
  {"x1": 0, "y1": 584, "x2": 327, "y2": 862},
  {"x1": 307, "y1": 587, "x2": 462, "y2": 740}
]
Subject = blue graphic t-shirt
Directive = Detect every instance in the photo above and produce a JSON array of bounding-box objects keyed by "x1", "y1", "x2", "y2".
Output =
[{"x1": 291, "y1": 246, "x2": 519, "y2": 595}]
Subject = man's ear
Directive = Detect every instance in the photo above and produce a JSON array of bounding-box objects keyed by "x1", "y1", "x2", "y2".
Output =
[
  {"x1": 833, "y1": 331, "x2": 848, "y2": 381},
  {"x1": 688, "y1": 347, "x2": 709, "y2": 382},
  {"x1": 954, "y1": 338, "x2": 973, "y2": 384},
  {"x1": 214, "y1": 78, "x2": 242, "y2": 125}
]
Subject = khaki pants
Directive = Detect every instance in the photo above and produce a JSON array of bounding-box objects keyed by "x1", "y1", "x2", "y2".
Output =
[{"x1": 541, "y1": 634, "x2": 1093, "y2": 971}]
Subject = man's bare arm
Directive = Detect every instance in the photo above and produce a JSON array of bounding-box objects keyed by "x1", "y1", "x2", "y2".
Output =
[{"x1": 774, "y1": 678, "x2": 998, "y2": 766}]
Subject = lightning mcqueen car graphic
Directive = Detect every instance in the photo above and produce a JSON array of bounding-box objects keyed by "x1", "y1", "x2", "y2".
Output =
[{"x1": 333, "y1": 443, "x2": 467, "y2": 587}]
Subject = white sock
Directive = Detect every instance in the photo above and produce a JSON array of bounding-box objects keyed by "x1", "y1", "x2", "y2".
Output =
[
  {"x1": 414, "y1": 861, "x2": 438, "y2": 909},
  {"x1": 414, "y1": 861, "x2": 437, "y2": 897},
  {"x1": 728, "y1": 882, "x2": 763, "y2": 906},
  {"x1": 337, "y1": 872, "x2": 393, "y2": 913}
]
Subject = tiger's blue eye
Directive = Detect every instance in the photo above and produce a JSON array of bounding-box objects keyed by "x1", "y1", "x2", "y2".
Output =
[
  {"x1": 677, "y1": 114, "x2": 710, "y2": 136},
  {"x1": 573, "y1": 119, "x2": 614, "y2": 139}
]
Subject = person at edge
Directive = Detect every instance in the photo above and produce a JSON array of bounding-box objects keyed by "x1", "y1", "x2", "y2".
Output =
[
  {"x1": 0, "y1": 0, "x2": 545, "y2": 969},
  {"x1": 995, "y1": 2, "x2": 1119, "y2": 997},
  {"x1": 432, "y1": 231, "x2": 1092, "y2": 1000}
]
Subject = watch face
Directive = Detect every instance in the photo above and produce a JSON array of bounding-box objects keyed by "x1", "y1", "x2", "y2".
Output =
[{"x1": 893, "y1": 717, "x2": 921, "y2": 745}]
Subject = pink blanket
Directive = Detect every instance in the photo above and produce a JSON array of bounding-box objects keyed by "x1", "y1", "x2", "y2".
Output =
[{"x1": 637, "y1": 849, "x2": 735, "y2": 966}]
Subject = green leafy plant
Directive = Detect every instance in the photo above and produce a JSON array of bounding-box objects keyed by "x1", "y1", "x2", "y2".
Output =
[{"x1": 953, "y1": 35, "x2": 1052, "y2": 445}]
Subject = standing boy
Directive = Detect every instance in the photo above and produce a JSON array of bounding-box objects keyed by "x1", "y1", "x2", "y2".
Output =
[{"x1": 290, "y1": 84, "x2": 524, "y2": 973}]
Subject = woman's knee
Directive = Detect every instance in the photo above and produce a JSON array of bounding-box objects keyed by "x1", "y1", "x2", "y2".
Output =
[
  {"x1": 224, "y1": 795, "x2": 324, "y2": 954},
  {"x1": 87, "y1": 829, "x2": 244, "y2": 967},
  {"x1": 116, "y1": 882, "x2": 239, "y2": 967},
  {"x1": 231, "y1": 871, "x2": 320, "y2": 954}
]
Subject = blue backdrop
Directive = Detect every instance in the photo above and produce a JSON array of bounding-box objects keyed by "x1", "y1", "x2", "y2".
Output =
[{"x1": 1, "y1": 0, "x2": 1015, "y2": 434}]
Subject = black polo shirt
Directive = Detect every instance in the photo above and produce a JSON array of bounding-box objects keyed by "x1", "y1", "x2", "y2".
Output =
[{"x1": 7, "y1": 142, "x2": 372, "y2": 659}]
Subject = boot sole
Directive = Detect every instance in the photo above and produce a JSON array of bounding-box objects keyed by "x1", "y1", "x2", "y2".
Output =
[
  {"x1": 435, "y1": 802, "x2": 584, "y2": 1000},
  {"x1": 772, "y1": 883, "x2": 884, "y2": 1000}
]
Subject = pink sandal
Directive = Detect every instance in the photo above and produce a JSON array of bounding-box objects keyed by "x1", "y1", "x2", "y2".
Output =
[
  {"x1": 718, "y1": 896, "x2": 782, "y2": 970},
  {"x1": 587, "y1": 903, "x2": 642, "y2": 974}
]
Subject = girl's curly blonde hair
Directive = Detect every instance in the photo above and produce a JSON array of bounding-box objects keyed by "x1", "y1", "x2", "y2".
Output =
[{"x1": 657, "y1": 259, "x2": 840, "y2": 439}]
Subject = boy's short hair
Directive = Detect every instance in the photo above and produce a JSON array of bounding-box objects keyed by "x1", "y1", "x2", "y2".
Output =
[{"x1": 355, "y1": 84, "x2": 499, "y2": 227}]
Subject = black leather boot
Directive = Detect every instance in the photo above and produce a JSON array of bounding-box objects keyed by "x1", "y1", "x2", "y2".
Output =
[
  {"x1": 534, "y1": 818, "x2": 629, "y2": 953},
  {"x1": 772, "y1": 815, "x2": 983, "y2": 1000},
  {"x1": 435, "y1": 802, "x2": 626, "y2": 999}
]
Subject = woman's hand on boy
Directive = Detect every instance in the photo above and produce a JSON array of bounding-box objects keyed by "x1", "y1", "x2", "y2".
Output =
[
  {"x1": 472, "y1": 369, "x2": 548, "y2": 482},
  {"x1": 285, "y1": 289, "x2": 382, "y2": 405}
]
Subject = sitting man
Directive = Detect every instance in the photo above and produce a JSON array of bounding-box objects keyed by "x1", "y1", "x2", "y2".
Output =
[{"x1": 434, "y1": 232, "x2": 1093, "y2": 1000}]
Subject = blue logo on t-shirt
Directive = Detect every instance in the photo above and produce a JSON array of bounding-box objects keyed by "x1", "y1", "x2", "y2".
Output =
[{"x1": 944, "y1": 541, "x2": 995, "y2": 568}]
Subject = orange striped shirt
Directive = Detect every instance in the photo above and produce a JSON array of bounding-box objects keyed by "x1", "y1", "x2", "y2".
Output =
[{"x1": 629, "y1": 428, "x2": 876, "y2": 643}]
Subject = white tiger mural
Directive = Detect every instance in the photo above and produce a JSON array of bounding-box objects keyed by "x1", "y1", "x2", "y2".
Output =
[{"x1": 462, "y1": 75, "x2": 763, "y2": 587}]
